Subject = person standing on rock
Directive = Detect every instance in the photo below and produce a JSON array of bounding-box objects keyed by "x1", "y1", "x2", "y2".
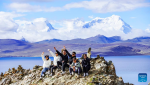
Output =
[
  {"x1": 40, "y1": 52, "x2": 51, "y2": 78},
  {"x1": 54, "y1": 47, "x2": 69, "y2": 74},
  {"x1": 48, "y1": 49, "x2": 61, "y2": 76},
  {"x1": 82, "y1": 54, "x2": 91, "y2": 77},
  {"x1": 69, "y1": 57, "x2": 82, "y2": 76},
  {"x1": 63, "y1": 46, "x2": 76, "y2": 65}
]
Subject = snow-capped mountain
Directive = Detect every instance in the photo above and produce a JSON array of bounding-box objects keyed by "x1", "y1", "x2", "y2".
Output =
[
  {"x1": 83, "y1": 15, "x2": 132, "y2": 34},
  {"x1": 45, "y1": 20, "x2": 55, "y2": 32},
  {"x1": 16, "y1": 15, "x2": 135, "y2": 42},
  {"x1": 16, "y1": 18, "x2": 55, "y2": 32},
  {"x1": 20, "y1": 37, "x2": 28, "y2": 42}
]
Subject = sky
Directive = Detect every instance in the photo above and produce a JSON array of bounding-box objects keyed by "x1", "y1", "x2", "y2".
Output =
[{"x1": 0, "y1": 0, "x2": 150, "y2": 42}]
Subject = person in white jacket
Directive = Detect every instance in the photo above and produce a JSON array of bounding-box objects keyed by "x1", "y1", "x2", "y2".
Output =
[
  {"x1": 40, "y1": 52, "x2": 51, "y2": 78},
  {"x1": 48, "y1": 49, "x2": 61, "y2": 76}
]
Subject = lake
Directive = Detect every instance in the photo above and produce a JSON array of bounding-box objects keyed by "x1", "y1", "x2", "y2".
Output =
[{"x1": 0, "y1": 55, "x2": 150, "y2": 85}]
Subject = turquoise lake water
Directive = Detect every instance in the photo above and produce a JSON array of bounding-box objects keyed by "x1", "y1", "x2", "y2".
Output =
[{"x1": 0, "y1": 56, "x2": 150, "y2": 85}]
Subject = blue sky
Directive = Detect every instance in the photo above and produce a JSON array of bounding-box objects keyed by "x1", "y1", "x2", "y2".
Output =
[
  {"x1": 0, "y1": 0, "x2": 149, "y2": 29},
  {"x1": 0, "y1": 0, "x2": 150, "y2": 42}
]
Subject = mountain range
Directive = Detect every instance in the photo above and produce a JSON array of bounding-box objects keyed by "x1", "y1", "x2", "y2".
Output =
[
  {"x1": 0, "y1": 35, "x2": 150, "y2": 57},
  {"x1": 82, "y1": 15, "x2": 132, "y2": 34},
  {"x1": 0, "y1": 15, "x2": 150, "y2": 57}
]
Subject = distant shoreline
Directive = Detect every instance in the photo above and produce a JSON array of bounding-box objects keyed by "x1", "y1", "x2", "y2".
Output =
[{"x1": 0, "y1": 54, "x2": 149, "y2": 58}]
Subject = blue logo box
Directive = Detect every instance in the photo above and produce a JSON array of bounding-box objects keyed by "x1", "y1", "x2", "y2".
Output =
[{"x1": 138, "y1": 73, "x2": 147, "y2": 82}]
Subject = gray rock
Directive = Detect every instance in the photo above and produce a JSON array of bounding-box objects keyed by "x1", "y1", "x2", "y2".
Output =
[{"x1": 1, "y1": 72, "x2": 4, "y2": 77}]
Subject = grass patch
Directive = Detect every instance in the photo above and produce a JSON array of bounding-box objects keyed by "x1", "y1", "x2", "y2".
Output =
[
  {"x1": 51, "y1": 78, "x2": 55, "y2": 80},
  {"x1": 88, "y1": 83, "x2": 94, "y2": 85}
]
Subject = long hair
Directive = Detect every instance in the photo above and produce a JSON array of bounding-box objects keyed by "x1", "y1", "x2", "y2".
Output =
[{"x1": 83, "y1": 54, "x2": 87, "y2": 58}]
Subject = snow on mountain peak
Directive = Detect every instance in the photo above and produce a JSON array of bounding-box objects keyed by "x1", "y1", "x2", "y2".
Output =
[
  {"x1": 83, "y1": 15, "x2": 132, "y2": 34},
  {"x1": 33, "y1": 18, "x2": 54, "y2": 32},
  {"x1": 16, "y1": 18, "x2": 54, "y2": 32},
  {"x1": 110, "y1": 15, "x2": 120, "y2": 19}
]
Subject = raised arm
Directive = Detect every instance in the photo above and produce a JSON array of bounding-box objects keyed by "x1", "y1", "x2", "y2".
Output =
[
  {"x1": 41, "y1": 52, "x2": 45, "y2": 61},
  {"x1": 64, "y1": 46, "x2": 72, "y2": 57},
  {"x1": 66, "y1": 49, "x2": 72, "y2": 57},
  {"x1": 54, "y1": 47, "x2": 63, "y2": 57},
  {"x1": 48, "y1": 49, "x2": 55, "y2": 57}
]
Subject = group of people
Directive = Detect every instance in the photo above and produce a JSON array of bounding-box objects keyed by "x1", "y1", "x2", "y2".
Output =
[{"x1": 40, "y1": 46, "x2": 91, "y2": 78}]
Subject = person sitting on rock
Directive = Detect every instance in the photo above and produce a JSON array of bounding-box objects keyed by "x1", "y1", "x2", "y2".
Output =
[
  {"x1": 82, "y1": 54, "x2": 91, "y2": 77},
  {"x1": 54, "y1": 47, "x2": 69, "y2": 74},
  {"x1": 69, "y1": 57, "x2": 82, "y2": 76},
  {"x1": 63, "y1": 46, "x2": 76, "y2": 65},
  {"x1": 40, "y1": 52, "x2": 51, "y2": 78},
  {"x1": 48, "y1": 49, "x2": 61, "y2": 76}
]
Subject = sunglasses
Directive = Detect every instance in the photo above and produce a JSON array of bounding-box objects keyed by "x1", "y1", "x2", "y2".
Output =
[{"x1": 72, "y1": 54, "x2": 75, "y2": 55}]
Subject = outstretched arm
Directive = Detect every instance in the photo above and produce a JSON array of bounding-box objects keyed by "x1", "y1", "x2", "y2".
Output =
[
  {"x1": 41, "y1": 52, "x2": 45, "y2": 61},
  {"x1": 64, "y1": 46, "x2": 72, "y2": 57},
  {"x1": 48, "y1": 49, "x2": 55, "y2": 57},
  {"x1": 54, "y1": 47, "x2": 63, "y2": 57}
]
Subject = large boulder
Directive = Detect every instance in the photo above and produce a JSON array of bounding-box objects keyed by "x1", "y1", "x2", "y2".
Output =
[
  {"x1": 107, "y1": 63, "x2": 116, "y2": 76},
  {"x1": 94, "y1": 61, "x2": 107, "y2": 73},
  {"x1": 17, "y1": 65, "x2": 23, "y2": 72}
]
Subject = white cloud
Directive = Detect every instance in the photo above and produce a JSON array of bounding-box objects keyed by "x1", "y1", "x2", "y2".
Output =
[
  {"x1": 121, "y1": 28, "x2": 150, "y2": 40},
  {"x1": 7, "y1": 0, "x2": 150, "y2": 13},
  {"x1": 11, "y1": 0, "x2": 67, "y2": 2},
  {"x1": 8, "y1": 3, "x2": 63, "y2": 12},
  {"x1": 16, "y1": 18, "x2": 53, "y2": 32},
  {"x1": 63, "y1": 0, "x2": 150, "y2": 13},
  {"x1": 145, "y1": 24, "x2": 150, "y2": 33},
  {"x1": 145, "y1": 29, "x2": 150, "y2": 33},
  {"x1": 88, "y1": 15, "x2": 94, "y2": 19},
  {"x1": 11, "y1": 0, "x2": 54, "y2": 2},
  {"x1": 0, "y1": 13, "x2": 150, "y2": 42},
  {"x1": 0, "y1": 12, "x2": 23, "y2": 32}
]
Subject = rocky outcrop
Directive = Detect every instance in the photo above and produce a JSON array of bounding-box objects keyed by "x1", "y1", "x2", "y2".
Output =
[{"x1": 0, "y1": 56, "x2": 134, "y2": 85}]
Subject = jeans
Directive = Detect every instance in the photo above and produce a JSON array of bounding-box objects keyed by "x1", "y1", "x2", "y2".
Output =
[
  {"x1": 41, "y1": 67, "x2": 49, "y2": 76},
  {"x1": 69, "y1": 67, "x2": 82, "y2": 75}
]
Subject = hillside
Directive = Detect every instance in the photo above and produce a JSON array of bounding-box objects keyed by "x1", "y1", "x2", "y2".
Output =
[
  {"x1": 0, "y1": 56, "x2": 134, "y2": 85},
  {"x1": 0, "y1": 35, "x2": 150, "y2": 57}
]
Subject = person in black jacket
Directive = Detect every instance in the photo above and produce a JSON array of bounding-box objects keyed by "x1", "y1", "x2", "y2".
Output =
[
  {"x1": 82, "y1": 54, "x2": 91, "y2": 77},
  {"x1": 54, "y1": 47, "x2": 69, "y2": 74},
  {"x1": 63, "y1": 46, "x2": 76, "y2": 65}
]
